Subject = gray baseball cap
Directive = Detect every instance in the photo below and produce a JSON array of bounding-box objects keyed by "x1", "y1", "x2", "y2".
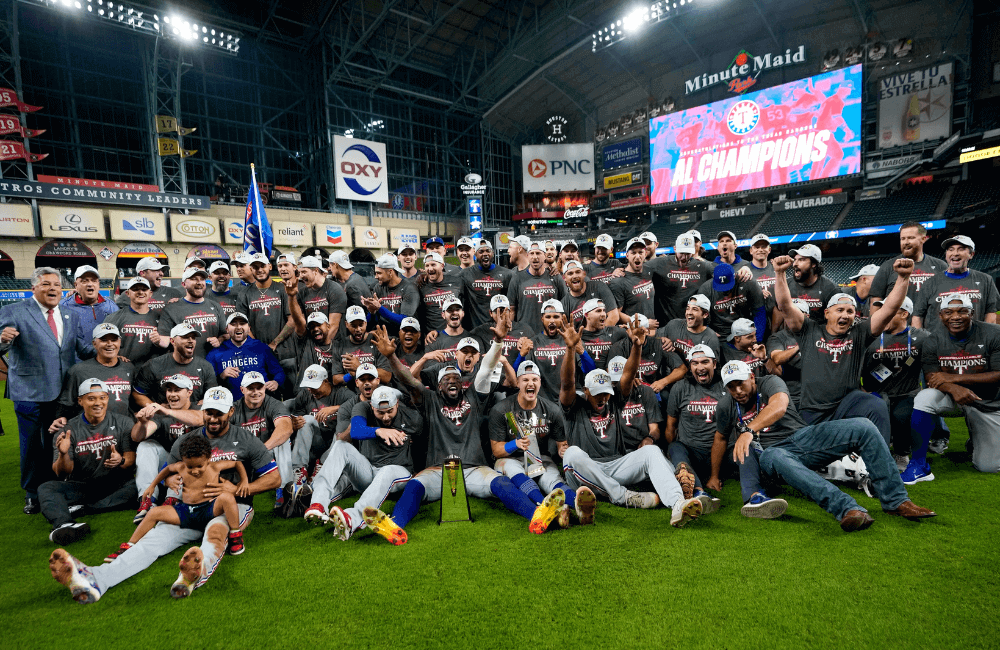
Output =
[
  {"x1": 371, "y1": 386, "x2": 399, "y2": 410},
  {"x1": 727, "y1": 318, "x2": 757, "y2": 341},
  {"x1": 78, "y1": 377, "x2": 110, "y2": 396}
]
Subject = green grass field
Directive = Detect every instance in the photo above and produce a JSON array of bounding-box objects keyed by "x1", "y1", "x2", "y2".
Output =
[{"x1": 0, "y1": 391, "x2": 998, "y2": 650}]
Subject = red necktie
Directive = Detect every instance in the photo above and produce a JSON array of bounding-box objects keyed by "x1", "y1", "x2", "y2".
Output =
[{"x1": 47, "y1": 308, "x2": 59, "y2": 342}]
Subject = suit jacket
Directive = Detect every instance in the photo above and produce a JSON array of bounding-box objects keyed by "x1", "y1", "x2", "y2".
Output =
[{"x1": 0, "y1": 298, "x2": 94, "y2": 403}]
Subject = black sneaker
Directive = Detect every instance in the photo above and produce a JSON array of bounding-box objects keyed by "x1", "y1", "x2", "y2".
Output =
[{"x1": 49, "y1": 522, "x2": 92, "y2": 545}]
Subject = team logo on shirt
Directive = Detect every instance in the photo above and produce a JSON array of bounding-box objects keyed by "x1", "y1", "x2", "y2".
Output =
[
  {"x1": 380, "y1": 292, "x2": 403, "y2": 311},
  {"x1": 908, "y1": 269, "x2": 935, "y2": 291},
  {"x1": 122, "y1": 322, "x2": 157, "y2": 343},
  {"x1": 666, "y1": 269, "x2": 702, "y2": 289},
  {"x1": 522, "y1": 282, "x2": 558, "y2": 302},
  {"x1": 584, "y1": 338, "x2": 614, "y2": 361},
  {"x1": 672, "y1": 338, "x2": 695, "y2": 356},
  {"x1": 424, "y1": 288, "x2": 458, "y2": 309},
  {"x1": 591, "y1": 270, "x2": 614, "y2": 284},
  {"x1": 589, "y1": 411, "x2": 615, "y2": 439},
  {"x1": 76, "y1": 433, "x2": 116, "y2": 454},
  {"x1": 304, "y1": 297, "x2": 330, "y2": 314},
  {"x1": 104, "y1": 375, "x2": 132, "y2": 403},
  {"x1": 630, "y1": 280, "x2": 654, "y2": 300},
  {"x1": 472, "y1": 276, "x2": 504, "y2": 296},
  {"x1": 934, "y1": 286, "x2": 981, "y2": 304},
  {"x1": 534, "y1": 344, "x2": 566, "y2": 366},
  {"x1": 249, "y1": 294, "x2": 282, "y2": 317},
  {"x1": 714, "y1": 294, "x2": 748, "y2": 314},
  {"x1": 638, "y1": 360, "x2": 657, "y2": 382},
  {"x1": 621, "y1": 400, "x2": 647, "y2": 426},
  {"x1": 814, "y1": 337, "x2": 854, "y2": 363},
  {"x1": 938, "y1": 350, "x2": 986, "y2": 374},
  {"x1": 755, "y1": 274, "x2": 776, "y2": 291},
  {"x1": 687, "y1": 397, "x2": 719, "y2": 422},
  {"x1": 795, "y1": 294, "x2": 823, "y2": 312},
  {"x1": 210, "y1": 448, "x2": 239, "y2": 462},
  {"x1": 183, "y1": 310, "x2": 219, "y2": 333},
  {"x1": 440, "y1": 399, "x2": 472, "y2": 426},
  {"x1": 872, "y1": 342, "x2": 916, "y2": 370},
  {"x1": 239, "y1": 415, "x2": 268, "y2": 438}
]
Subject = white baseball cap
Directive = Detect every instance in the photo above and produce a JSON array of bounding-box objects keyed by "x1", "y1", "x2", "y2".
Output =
[
  {"x1": 850, "y1": 264, "x2": 880, "y2": 280},
  {"x1": 872, "y1": 296, "x2": 915, "y2": 313},
  {"x1": 300, "y1": 364, "x2": 329, "y2": 389},
  {"x1": 826, "y1": 293, "x2": 857, "y2": 309},
  {"x1": 400, "y1": 316, "x2": 421, "y2": 331},
  {"x1": 790, "y1": 299, "x2": 810, "y2": 314},
  {"x1": 749, "y1": 234, "x2": 771, "y2": 247},
  {"x1": 201, "y1": 387, "x2": 234, "y2": 412},
  {"x1": 512, "y1": 235, "x2": 532, "y2": 249},
  {"x1": 458, "y1": 337, "x2": 481, "y2": 352},
  {"x1": 136, "y1": 257, "x2": 165, "y2": 272},
  {"x1": 940, "y1": 292, "x2": 973, "y2": 310},
  {"x1": 727, "y1": 318, "x2": 757, "y2": 341},
  {"x1": 234, "y1": 252, "x2": 252, "y2": 265},
  {"x1": 687, "y1": 343, "x2": 716, "y2": 361},
  {"x1": 631, "y1": 313, "x2": 649, "y2": 329},
  {"x1": 184, "y1": 257, "x2": 206, "y2": 269},
  {"x1": 306, "y1": 312, "x2": 329, "y2": 326},
  {"x1": 182, "y1": 267, "x2": 209, "y2": 281},
  {"x1": 626, "y1": 237, "x2": 646, "y2": 252},
  {"x1": 527, "y1": 240, "x2": 542, "y2": 251},
  {"x1": 716, "y1": 230, "x2": 738, "y2": 243},
  {"x1": 74, "y1": 265, "x2": 100, "y2": 280},
  {"x1": 92, "y1": 323, "x2": 120, "y2": 339},
  {"x1": 76, "y1": 377, "x2": 110, "y2": 397},
  {"x1": 581, "y1": 298, "x2": 605, "y2": 315},
  {"x1": 675, "y1": 234, "x2": 696, "y2": 254},
  {"x1": 688, "y1": 294, "x2": 711, "y2": 312},
  {"x1": 240, "y1": 371, "x2": 266, "y2": 388},
  {"x1": 516, "y1": 361, "x2": 540, "y2": 378},
  {"x1": 606, "y1": 356, "x2": 627, "y2": 381},
  {"x1": 584, "y1": 369, "x2": 614, "y2": 396},
  {"x1": 371, "y1": 386, "x2": 399, "y2": 410},
  {"x1": 248, "y1": 252, "x2": 269, "y2": 265},
  {"x1": 128, "y1": 277, "x2": 151, "y2": 290},
  {"x1": 437, "y1": 366, "x2": 461, "y2": 383},
  {"x1": 560, "y1": 239, "x2": 579, "y2": 251},
  {"x1": 209, "y1": 260, "x2": 230, "y2": 274},
  {"x1": 160, "y1": 374, "x2": 194, "y2": 391},
  {"x1": 457, "y1": 237, "x2": 474, "y2": 249},
  {"x1": 397, "y1": 243, "x2": 417, "y2": 255},
  {"x1": 276, "y1": 253, "x2": 297, "y2": 265},
  {"x1": 639, "y1": 231, "x2": 658, "y2": 244},
  {"x1": 356, "y1": 363, "x2": 378, "y2": 379},
  {"x1": 170, "y1": 323, "x2": 200, "y2": 338},
  {"x1": 686, "y1": 229, "x2": 702, "y2": 241},
  {"x1": 721, "y1": 360, "x2": 751, "y2": 386},
  {"x1": 490, "y1": 295, "x2": 510, "y2": 311},
  {"x1": 376, "y1": 254, "x2": 401, "y2": 272},
  {"x1": 329, "y1": 250, "x2": 353, "y2": 269},
  {"x1": 423, "y1": 252, "x2": 444, "y2": 265},
  {"x1": 345, "y1": 305, "x2": 367, "y2": 323},
  {"x1": 540, "y1": 298, "x2": 564, "y2": 314},
  {"x1": 226, "y1": 311, "x2": 249, "y2": 326},
  {"x1": 595, "y1": 234, "x2": 614, "y2": 249},
  {"x1": 441, "y1": 297, "x2": 463, "y2": 312},
  {"x1": 790, "y1": 244, "x2": 822, "y2": 262},
  {"x1": 942, "y1": 235, "x2": 975, "y2": 251},
  {"x1": 299, "y1": 255, "x2": 323, "y2": 269},
  {"x1": 563, "y1": 260, "x2": 584, "y2": 273}
]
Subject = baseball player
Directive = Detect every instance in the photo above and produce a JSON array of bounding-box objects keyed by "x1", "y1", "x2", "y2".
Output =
[
  {"x1": 586, "y1": 233, "x2": 623, "y2": 284},
  {"x1": 461, "y1": 239, "x2": 513, "y2": 328},
  {"x1": 206, "y1": 260, "x2": 240, "y2": 318},
  {"x1": 131, "y1": 324, "x2": 218, "y2": 408},
  {"x1": 764, "y1": 299, "x2": 810, "y2": 408},
  {"x1": 157, "y1": 266, "x2": 225, "y2": 358},
  {"x1": 783, "y1": 244, "x2": 840, "y2": 323},
  {"x1": 562, "y1": 260, "x2": 620, "y2": 328},
  {"x1": 509, "y1": 242, "x2": 564, "y2": 335},
  {"x1": 470, "y1": 294, "x2": 534, "y2": 366},
  {"x1": 362, "y1": 254, "x2": 420, "y2": 336},
  {"x1": 697, "y1": 262, "x2": 766, "y2": 341},
  {"x1": 610, "y1": 237, "x2": 657, "y2": 322},
  {"x1": 105, "y1": 277, "x2": 162, "y2": 366},
  {"x1": 912, "y1": 235, "x2": 999, "y2": 332},
  {"x1": 868, "y1": 221, "x2": 945, "y2": 304},
  {"x1": 657, "y1": 294, "x2": 721, "y2": 361},
  {"x1": 719, "y1": 318, "x2": 776, "y2": 377}
]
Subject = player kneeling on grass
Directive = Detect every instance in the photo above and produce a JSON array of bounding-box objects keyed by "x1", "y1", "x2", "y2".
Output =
[
  {"x1": 363, "y1": 317, "x2": 568, "y2": 544},
  {"x1": 107, "y1": 435, "x2": 250, "y2": 562},
  {"x1": 558, "y1": 317, "x2": 705, "y2": 528},
  {"x1": 489, "y1": 360, "x2": 598, "y2": 530},
  {"x1": 303, "y1": 386, "x2": 420, "y2": 542},
  {"x1": 715, "y1": 360, "x2": 936, "y2": 531}
]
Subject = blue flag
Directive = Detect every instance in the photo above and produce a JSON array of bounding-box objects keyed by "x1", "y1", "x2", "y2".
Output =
[{"x1": 243, "y1": 164, "x2": 273, "y2": 258}]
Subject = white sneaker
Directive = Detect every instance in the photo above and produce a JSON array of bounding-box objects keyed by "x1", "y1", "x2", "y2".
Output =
[
  {"x1": 670, "y1": 497, "x2": 703, "y2": 528},
  {"x1": 49, "y1": 549, "x2": 101, "y2": 604},
  {"x1": 893, "y1": 454, "x2": 910, "y2": 472},
  {"x1": 623, "y1": 490, "x2": 660, "y2": 509}
]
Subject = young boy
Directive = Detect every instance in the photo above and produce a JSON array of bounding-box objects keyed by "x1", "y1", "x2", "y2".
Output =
[{"x1": 105, "y1": 436, "x2": 249, "y2": 561}]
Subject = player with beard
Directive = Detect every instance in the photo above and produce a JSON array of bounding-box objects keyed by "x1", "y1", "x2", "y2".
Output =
[
  {"x1": 610, "y1": 238, "x2": 657, "y2": 324},
  {"x1": 414, "y1": 337, "x2": 487, "y2": 391},
  {"x1": 229, "y1": 373, "x2": 294, "y2": 511},
  {"x1": 664, "y1": 345, "x2": 727, "y2": 509},
  {"x1": 455, "y1": 237, "x2": 475, "y2": 269},
  {"x1": 461, "y1": 240, "x2": 512, "y2": 328},
  {"x1": 115, "y1": 257, "x2": 182, "y2": 312},
  {"x1": 698, "y1": 263, "x2": 766, "y2": 341},
  {"x1": 296, "y1": 255, "x2": 348, "y2": 338},
  {"x1": 714, "y1": 360, "x2": 935, "y2": 530},
  {"x1": 157, "y1": 267, "x2": 224, "y2": 359},
  {"x1": 417, "y1": 253, "x2": 466, "y2": 334},
  {"x1": 785, "y1": 244, "x2": 839, "y2": 323},
  {"x1": 509, "y1": 241, "x2": 564, "y2": 335},
  {"x1": 903, "y1": 293, "x2": 1000, "y2": 482},
  {"x1": 106, "y1": 277, "x2": 162, "y2": 366},
  {"x1": 773, "y1": 254, "x2": 914, "y2": 445},
  {"x1": 132, "y1": 324, "x2": 218, "y2": 407},
  {"x1": 206, "y1": 261, "x2": 239, "y2": 318},
  {"x1": 424, "y1": 236, "x2": 463, "y2": 275},
  {"x1": 720, "y1": 319, "x2": 776, "y2": 378},
  {"x1": 544, "y1": 241, "x2": 558, "y2": 272},
  {"x1": 620, "y1": 313, "x2": 685, "y2": 393},
  {"x1": 712, "y1": 231, "x2": 751, "y2": 273},
  {"x1": 558, "y1": 318, "x2": 706, "y2": 527},
  {"x1": 913, "y1": 235, "x2": 999, "y2": 331},
  {"x1": 605, "y1": 353, "x2": 666, "y2": 454},
  {"x1": 847, "y1": 264, "x2": 879, "y2": 321},
  {"x1": 524, "y1": 300, "x2": 577, "y2": 402},
  {"x1": 586, "y1": 233, "x2": 624, "y2": 285},
  {"x1": 639, "y1": 231, "x2": 659, "y2": 261},
  {"x1": 396, "y1": 244, "x2": 420, "y2": 282},
  {"x1": 645, "y1": 234, "x2": 715, "y2": 325},
  {"x1": 424, "y1": 298, "x2": 470, "y2": 363},
  {"x1": 290, "y1": 307, "x2": 337, "y2": 386},
  {"x1": 507, "y1": 235, "x2": 531, "y2": 273},
  {"x1": 747, "y1": 234, "x2": 782, "y2": 333},
  {"x1": 765, "y1": 299, "x2": 810, "y2": 408},
  {"x1": 367, "y1": 320, "x2": 562, "y2": 541},
  {"x1": 361, "y1": 254, "x2": 419, "y2": 336},
  {"x1": 869, "y1": 222, "x2": 946, "y2": 304},
  {"x1": 206, "y1": 312, "x2": 285, "y2": 399},
  {"x1": 330, "y1": 306, "x2": 392, "y2": 388},
  {"x1": 236, "y1": 253, "x2": 295, "y2": 375},
  {"x1": 658, "y1": 294, "x2": 721, "y2": 361},
  {"x1": 328, "y1": 250, "x2": 374, "y2": 309},
  {"x1": 561, "y1": 260, "x2": 619, "y2": 329},
  {"x1": 579, "y1": 299, "x2": 630, "y2": 374},
  {"x1": 471, "y1": 295, "x2": 533, "y2": 366},
  {"x1": 54, "y1": 324, "x2": 135, "y2": 421}
]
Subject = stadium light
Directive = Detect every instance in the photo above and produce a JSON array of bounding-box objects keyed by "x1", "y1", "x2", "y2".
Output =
[{"x1": 594, "y1": 0, "x2": 697, "y2": 52}]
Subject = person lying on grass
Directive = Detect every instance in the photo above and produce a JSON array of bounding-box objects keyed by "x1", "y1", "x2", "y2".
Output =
[{"x1": 104, "y1": 435, "x2": 249, "y2": 562}]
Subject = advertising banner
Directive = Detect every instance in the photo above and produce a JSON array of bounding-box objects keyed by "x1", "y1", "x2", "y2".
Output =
[
  {"x1": 272, "y1": 221, "x2": 313, "y2": 247},
  {"x1": 40, "y1": 206, "x2": 105, "y2": 240},
  {"x1": 0, "y1": 203, "x2": 36, "y2": 237},
  {"x1": 878, "y1": 62, "x2": 952, "y2": 150},
  {"x1": 322, "y1": 224, "x2": 351, "y2": 247},
  {"x1": 171, "y1": 216, "x2": 221, "y2": 243},
  {"x1": 521, "y1": 143, "x2": 595, "y2": 193},
  {"x1": 223, "y1": 218, "x2": 244, "y2": 245},
  {"x1": 770, "y1": 192, "x2": 848, "y2": 211},
  {"x1": 109, "y1": 210, "x2": 168, "y2": 241},
  {"x1": 650, "y1": 65, "x2": 863, "y2": 204},
  {"x1": 391, "y1": 228, "x2": 421, "y2": 250},
  {"x1": 354, "y1": 225, "x2": 387, "y2": 249},
  {"x1": 39, "y1": 175, "x2": 160, "y2": 193},
  {"x1": 0, "y1": 179, "x2": 210, "y2": 209},
  {"x1": 602, "y1": 138, "x2": 643, "y2": 170},
  {"x1": 603, "y1": 169, "x2": 642, "y2": 191},
  {"x1": 334, "y1": 135, "x2": 389, "y2": 203},
  {"x1": 701, "y1": 202, "x2": 767, "y2": 220},
  {"x1": 495, "y1": 231, "x2": 514, "y2": 251}
]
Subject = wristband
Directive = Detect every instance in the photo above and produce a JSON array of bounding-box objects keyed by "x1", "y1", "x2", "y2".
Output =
[
  {"x1": 504, "y1": 440, "x2": 518, "y2": 454},
  {"x1": 342, "y1": 373, "x2": 353, "y2": 383}
]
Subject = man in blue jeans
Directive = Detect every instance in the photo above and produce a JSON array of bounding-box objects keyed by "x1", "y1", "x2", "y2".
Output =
[{"x1": 716, "y1": 360, "x2": 936, "y2": 531}]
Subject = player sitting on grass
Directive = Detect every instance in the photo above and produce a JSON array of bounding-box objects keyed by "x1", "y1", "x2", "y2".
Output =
[{"x1": 105, "y1": 435, "x2": 250, "y2": 562}]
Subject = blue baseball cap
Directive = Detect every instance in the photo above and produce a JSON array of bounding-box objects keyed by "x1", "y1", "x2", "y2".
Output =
[
  {"x1": 713, "y1": 263, "x2": 736, "y2": 292},
  {"x1": 426, "y1": 236, "x2": 445, "y2": 247}
]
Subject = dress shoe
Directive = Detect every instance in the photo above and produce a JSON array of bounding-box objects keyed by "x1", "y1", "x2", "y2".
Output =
[
  {"x1": 884, "y1": 500, "x2": 936, "y2": 520},
  {"x1": 840, "y1": 509, "x2": 874, "y2": 532},
  {"x1": 24, "y1": 497, "x2": 40, "y2": 515}
]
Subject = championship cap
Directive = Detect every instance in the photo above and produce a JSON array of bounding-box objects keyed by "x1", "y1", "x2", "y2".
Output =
[
  {"x1": 516, "y1": 361, "x2": 540, "y2": 378},
  {"x1": 128, "y1": 277, "x2": 151, "y2": 290},
  {"x1": 675, "y1": 233, "x2": 696, "y2": 254},
  {"x1": 345, "y1": 305, "x2": 367, "y2": 323},
  {"x1": 160, "y1": 374, "x2": 194, "y2": 391},
  {"x1": 457, "y1": 237, "x2": 474, "y2": 249},
  {"x1": 209, "y1": 260, "x2": 230, "y2": 274},
  {"x1": 727, "y1": 318, "x2": 756, "y2": 341},
  {"x1": 300, "y1": 365, "x2": 329, "y2": 389},
  {"x1": 328, "y1": 250, "x2": 353, "y2": 269},
  {"x1": 749, "y1": 234, "x2": 771, "y2": 247},
  {"x1": 240, "y1": 371, "x2": 266, "y2": 388},
  {"x1": 630, "y1": 313, "x2": 649, "y2": 329},
  {"x1": 226, "y1": 311, "x2": 249, "y2": 326},
  {"x1": 74, "y1": 265, "x2": 100, "y2": 280},
  {"x1": 595, "y1": 233, "x2": 614, "y2": 249},
  {"x1": 356, "y1": 363, "x2": 378, "y2": 379},
  {"x1": 182, "y1": 266, "x2": 209, "y2": 281},
  {"x1": 560, "y1": 239, "x2": 579, "y2": 251},
  {"x1": 437, "y1": 366, "x2": 461, "y2": 383},
  {"x1": 687, "y1": 343, "x2": 716, "y2": 361},
  {"x1": 169, "y1": 323, "x2": 200, "y2": 338},
  {"x1": 249, "y1": 252, "x2": 269, "y2": 265},
  {"x1": 276, "y1": 253, "x2": 297, "y2": 265},
  {"x1": 563, "y1": 260, "x2": 584, "y2": 273},
  {"x1": 790, "y1": 299, "x2": 810, "y2": 314},
  {"x1": 528, "y1": 240, "x2": 543, "y2": 251},
  {"x1": 397, "y1": 243, "x2": 417, "y2": 255},
  {"x1": 584, "y1": 369, "x2": 614, "y2": 396},
  {"x1": 375, "y1": 254, "x2": 401, "y2": 272},
  {"x1": 78, "y1": 378, "x2": 110, "y2": 396},
  {"x1": 942, "y1": 234, "x2": 975, "y2": 251},
  {"x1": 306, "y1": 312, "x2": 328, "y2": 326},
  {"x1": 233, "y1": 252, "x2": 251, "y2": 265},
  {"x1": 940, "y1": 292, "x2": 973, "y2": 310},
  {"x1": 640, "y1": 231, "x2": 658, "y2": 244},
  {"x1": 476, "y1": 238, "x2": 493, "y2": 250},
  {"x1": 606, "y1": 356, "x2": 627, "y2": 381},
  {"x1": 721, "y1": 360, "x2": 752, "y2": 386},
  {"x1": 789, "y1": 243, "x2": 822, "y2": 262},
  {"x1": 512, "y1": 235, "x2": 532, "y2": 250},
  {"x1": 201, "y1": 387, "x2": 234, "y2": 412},
  {"x1": 136, "y1": 257, "x2": 165, "y2": 272},
  {"x1": 581, "y1": 298, "x2": 604, "y2": 315},
  {"x1": 540, "y1": 298, "x2": 564, "y2": 314},
  {"x1": 872, "y1": 296, "x2": 915, "y2": 313},
  {"x1": 423, "y1": 252, "x2": 444, "y2": 266},
  {"x1": 426, "y1": 236, "x2": 445, "y2": 247},
  {"x1": 544, "y1": 240, "x2": 556, "y2": 249},
  {"x1": 713, "y1": 263, "x2": 736, "y2": 292},
  {"x1": 457, "y1": 336, "x2": 481, "y2": 352},
  {"x1": 688, "y1": 294, "x2": 711, "y2": 312},
  {"x1": 850, "y1": 264, "x2": 880, "y2": 280},
  {"x1": 183, "y1": 257, "x2": 206, "y2": 269},
  {"x1": 371, "y1": 386, "x2": 399, "y2": 411},
  {"x1": 626, "y1": 237, "x2": 646, "y2": 252},
  {"x1": 686, "y1": 229, "x2": 702, "y2": 241},
  {"x1": 298, "y1": 255, "x2": 323, "y2": 269},
  {"x1": 826, "y1": 293, "x2": 857, "y2": 309},
  {"x1": 490, "y1": 294, "x2": 510, "y2": 311},
  {"x1": 716, "y1": 230, "x2": 737, "y2": 243},
  {"x1": 441, "y1": 297, "x2": 463, "y2": 312},
  {"x1": 92, "y1": 323, "x2": 120, "y2": 339},
  {"x1": 400, "y1": 316, "x2": 421, "y2": 331}
]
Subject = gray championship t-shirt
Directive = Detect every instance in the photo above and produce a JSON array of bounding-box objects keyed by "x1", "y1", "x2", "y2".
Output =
[
  {"x1": 60, "y1": 358, "x2": 135, "y2": 418},
  {"x1": 794, "y1": 319, "x2": 874, "y2": 413},
  {"x1": 462, "y1": 265, "x2": 513, "y2": 328},
  {"x1": 562, "y1": 281, "x2": 617, "y2": 329},
  {"x1": 509, "y1": 269, "x2": 563, "y2": 335},
  {"x1": 658, "y1": 319, "x2": 721, "y2": 361},
  {"x1": 667, "y1": 377, "x2": 727, "y2": 452},
  {"x1": 168, "y1": 425, "x2": 277, "y2": 506},
  {"x1": 488, "y1": 394, "x2": 567, "y2": 459},
  {"x1": 52, "y1": 412, "x2": 137, "y2": 482},
  {"x1": 869, "y1": 254, "x2": 944, "y2": 301},
  {"x1": 610, "y1": 270, "x2": 656, "y2": 319},
  {"x1": 105, "y1": 307, "x2": 161, "y2": 366},
  {"x1": 564, "y1": 394, "x2": 622, "y2": 463},
  {"x1": 230, "y1": 395, "x2": 291, "y2": 444},
  {"x1": 716, "y1": 374, "x2": 805, "y2": 448},
  {"x1": 133, "y1": 355, "x2": 218, "y2": 404},
  {"x1": 158, "y1": 298, "x2": 225, "y2": 358},
  {"x1": 350, "y1": 399, "x2": 424, "y2": 472},
  {"x1": 299, "y1": 279, "x2": 349, "y2": 319},
  {"x1": 419, "y1": 385, "x2": 493, "y2": 467},
  {"x1": 787, "y1": 275, "x2": 840, "y2": 323},
  {"x1": 861, "y1": 326, "x2": 929, "y2": 399},
  {"x1": 616, "y1": 383, "x2": 662, "y2": 452},
  {"x1": 913, "y1": 270, "x2": 1000, "y2": 333},
  {"x1": 646, "y1": 256, "x2": 714, "y2": 324},
  {"x1": 920, "y1": 322, "x2": 1000, "y2": 412},
  {"x1": 698, "y1": 278, "x2": 766, "y2": 340}
]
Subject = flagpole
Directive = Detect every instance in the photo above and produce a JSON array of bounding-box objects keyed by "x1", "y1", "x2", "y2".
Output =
[{"x1": 252, "y1": 162, "x2": 267, "y2": 258}]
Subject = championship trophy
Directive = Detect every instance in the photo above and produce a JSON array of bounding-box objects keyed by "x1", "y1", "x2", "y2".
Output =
[
  {"x1": 505, "y1": 412, "x2": 545, "y2": 478},
  {"x1": 438, "y1": 455, "x2": 473, "y2": 524}
]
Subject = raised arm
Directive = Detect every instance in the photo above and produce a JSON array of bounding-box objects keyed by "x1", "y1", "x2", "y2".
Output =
[
  {"x1": 474, "y1": 311, "x2": 511, "y2": 393},
  {"x1": 619, "y1": 317, "x2": 646, "y2": 391},
  {"x1": 771, "y1": 256, "x2": 804, "y2": 333},
  {"x1": 371, "y1": 324, "x2": 425, "y2": 404},
  {"x1": 286, "y1": 279, "x2": 307, "y2": 337},
  {"x1": 558, "y1": 315, "x2": 581, "y2": 409},
  {"x1": 869, "y1": 258, "x2": 912, "y2": 336}
]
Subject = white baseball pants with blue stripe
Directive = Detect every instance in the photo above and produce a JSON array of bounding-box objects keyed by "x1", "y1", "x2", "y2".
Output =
[
  {"x1": 312, "y1": 440, "x2": 410, "y2": 532},
  {"x1": 562, "y1": 445, "x2": 684, "y2": 508}
]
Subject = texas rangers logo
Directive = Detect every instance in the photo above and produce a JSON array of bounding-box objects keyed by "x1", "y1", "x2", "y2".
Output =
[
  {"x1": 939, "y1": 350, "x2": 986, "y2": 375},
  {"x1": 184, "y1": 310, "x2": 218, "y2": 333},
  {"x1": 589, "y1": 411, "x2": 615, "y2": 439},
  {"x1": 584, "y1": 339, "x2": 614, "y2": 361},
  {"x1": 440, "y1": 399, "x2": 472, "y2": 426},
  {"x1": 815, "y1": 337, "x2": 853, "y2": 363},
  {"x1": 472, "y1": 276, "x2": 504, "y2": 297},
  {"x1": 621, "y1": 401, "x2": 646, "y2": 426},
  {"x1": 908, "y1": 269, "x2": 935, "y2": 291},
  {"x1": 249, "y1": 294, "x2": 282, "y2": 317},
  {"x1": 534, "y1": 345, "x2": 565, "y2": 366},
  {"x1": 76, "y1": 434, "x2": 116, "y2": 454},
  {"x1": 727, "y1": 100, "x2": 760, "y2": 135},
  {"x1": 631, "y1": 280, "x2": 654, "y2": 300},
  {"x1": 687, "y1": 397, "x2": 719, "y2": 423},
  {"x1": 122, "y1": 322, "x2": 157, "y2": 343},
  {"x1": 667, "y1": 269, "x2": 702, "y2": 289},
  {"x1": 303, "y1": 297, "x2": 329, "y2": 314},
  {"x1": 609, "y1": 359, "x2": 626, "y2": 377}
]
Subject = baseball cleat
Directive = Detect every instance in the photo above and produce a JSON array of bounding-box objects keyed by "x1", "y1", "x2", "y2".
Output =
[
  {"x1": 529, "y1": 488, "x2": 565, "y2": 535},
  {"x1": 901, "y1": 459, "x2": 934, "y2": 485},
  {"x1": 363, "y1": 507, "x2": 407, "y2": 546},
  {"x1": 303, "y1": 503, "x2": 328, "y2": 525},
  {"x1": 328, "y1": 506, "x2": 353, "y2": 541},
  {"x1": 292, "y1": 466, "x2": 309, "y2": 497},
  {"x1": 556, "y1": 504, "x2": 571, "y2": 529},
  {"x1": 227, "y1": 530, "x2": 245, "y2": 556},
  {"x1": 674, "y1": 462, "x2": 696, "y2": 500},
  {"x1": 104, "y1": 542, "x2": 133, "y2": 563},
  {"x1": 693, "y1": 488, "x2": 721, "y2": 515},
  {"x1": 49, "y1": 522, "x2": 91, "y2": 546},
  {"x1": 623, "y1": 490, "x2": 660, "y2": 509},
  {"x1": 670, "y1": 497, "x2": 703, "y2": 528},
  {"x1": 575, "y1": 486, "x2": 597, "y2": 525},
  {"x1": 171, "y1": 547, "x2": 203, "y2": 599},
  {"x1": 134, "y1": 496, "x2": 154, "y2": 525},
  {"x1": 49, "y1": 549, "x2": 101, "y2": 604},
  {"x1": 309, "y1": 461, "x2": 323, "y2": 486},
  {"x1": 162, "y1": 496, "x2": 180, "y2": 508},
  {"x1": 740, "y1": 492, "x2": 788, "y2": 519}
]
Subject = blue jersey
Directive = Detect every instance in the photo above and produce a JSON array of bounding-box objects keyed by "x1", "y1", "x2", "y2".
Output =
[{"x1": 206, "y1": 337, "x2": 286, "y2": 398}]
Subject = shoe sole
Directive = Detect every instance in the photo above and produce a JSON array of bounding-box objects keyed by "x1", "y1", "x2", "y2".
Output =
[
  {"x1": 696, "y1": 494, "x2": 721, "y2": 515},
  {"x1": 529, "y1": 490, "x2": 566, "y2": 535},
  {"x1": 363, "y1": 508, "x2": 407, "y2": 546},
  {"x1": 670, "y1": 498, "x2": 703, "y2": 528},
  {"x1": 902, "y1": 472, "x2": 935, "y2": 486},
  {"x1": 228, "y1": 544, "x2": 245, "y2": 556},
  {"x1": 575, "y1": 487, "x2": 597, "y2": 526},
  {"x1": 51, "y1": 523, "x2": 91, "y2": 546},
  {"x1": 328, "y1": 508, "x2": 351, "y2": 541},
  {"x1": 132, "y1": 511, "x2": 148, "y2": 525},
  {"x1": 172, "y1": 547, "x2": 203, "y2": 598},
  {"x1": 556, "y1": 505, "x2": 571, "y2": 529},
  {"x1": 304, "y1": 509, "x2": 328, "y2": 526},
  {"x1": 674, "y1": 463, "x2": 696, "y2": 500},
  {"x1": 741, "y1": 498, "x2": 788, "y2": 519},
  {"x1": 49, "y1": 549, "x2": 99, "y2": 604}
]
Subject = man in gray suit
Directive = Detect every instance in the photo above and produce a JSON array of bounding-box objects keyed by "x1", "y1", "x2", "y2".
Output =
[{"x1": 0, "y1": 267, "x2": 94, "y2": 514}]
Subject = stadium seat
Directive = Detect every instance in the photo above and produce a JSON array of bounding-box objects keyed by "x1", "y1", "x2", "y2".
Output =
[
  {"x1": 648, "y1": 221, "x2": 700, "y2": 247},
  {"x1": 704, "y1": 213, "x2": 766, "y2": 241},
  {"x1": 818, "y1": 255, "x2": 886, "y2": 286},
  {"x1": 944, "y1": 181, "x2": 1000, "y2": 220},
  {"x1": 840, "y1": 183, "x2": 948, "y2": 229},
  {"x1": 762, "y1": 204, "x2": 844, "y2": 236}
]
